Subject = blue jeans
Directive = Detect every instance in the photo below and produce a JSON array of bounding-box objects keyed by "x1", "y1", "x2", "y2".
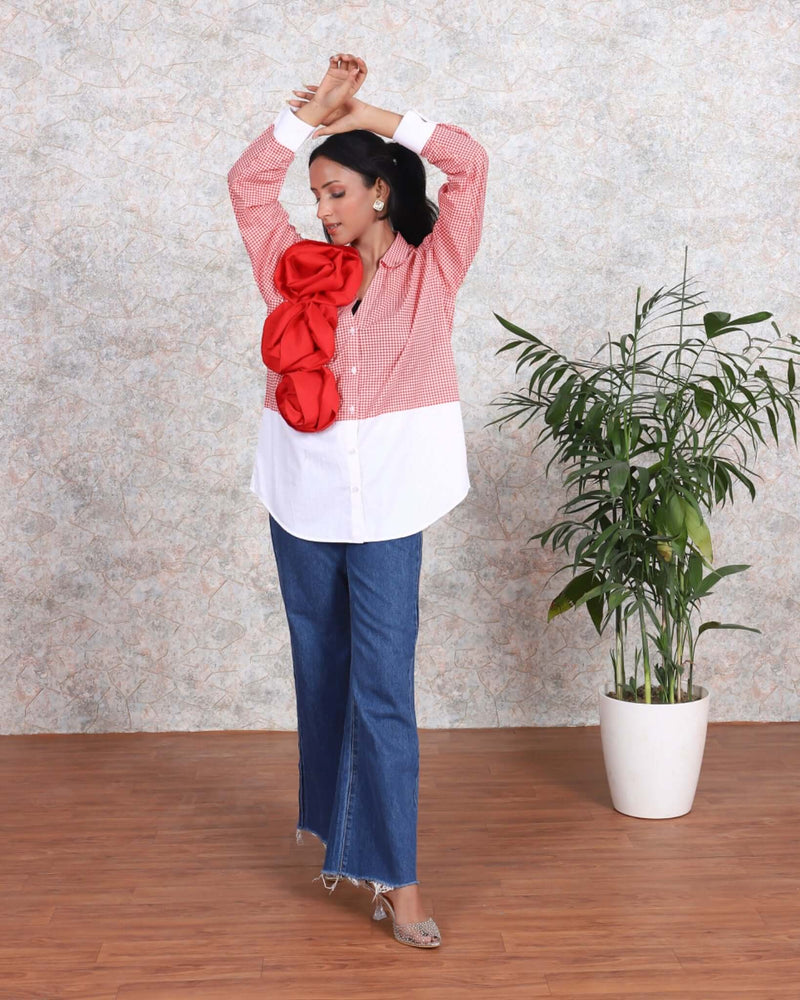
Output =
[{"x1": 269, "y1": 515, "x2": 423, "y2": 897}]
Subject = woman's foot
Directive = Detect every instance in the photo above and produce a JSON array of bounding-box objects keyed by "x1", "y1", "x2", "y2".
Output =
[
  {"x1": 378, "y1": 883, "x2": 440, "y2": 946},
  {"x1": 383, "y1": 883, "x2": 428, "y2": 925}
]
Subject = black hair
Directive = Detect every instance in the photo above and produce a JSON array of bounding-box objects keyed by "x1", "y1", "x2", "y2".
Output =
[{"x1": 308, "y1": 130, "x2": 438, "y2": 247}]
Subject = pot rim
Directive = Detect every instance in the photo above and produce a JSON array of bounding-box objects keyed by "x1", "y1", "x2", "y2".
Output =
[{"x1": 599, "y1": 682, "x2": 709, "y2": 702}]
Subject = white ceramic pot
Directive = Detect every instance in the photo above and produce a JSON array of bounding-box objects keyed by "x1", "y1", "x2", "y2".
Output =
[{"x1": 598, "y1": 683, "x2": 710, "y2": 819}]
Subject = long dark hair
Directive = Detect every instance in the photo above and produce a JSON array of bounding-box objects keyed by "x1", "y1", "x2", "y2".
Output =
[{"x1": 308, "y1": 130, "x2": 438, "y2": 247}]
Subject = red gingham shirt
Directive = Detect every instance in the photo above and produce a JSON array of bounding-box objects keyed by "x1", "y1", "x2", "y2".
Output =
[{"x1": 228, "y1": 106, "x2": 488, "y2": 542}]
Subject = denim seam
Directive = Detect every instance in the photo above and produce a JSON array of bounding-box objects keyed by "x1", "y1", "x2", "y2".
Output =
[
  {"x1": 335, "y1": 686, "x2": 358, "y2": 874},
  {"x1": 410, "y1": 533, "x2": 422, "y2": 707},
  {"x1": 296, "y1": 731, "x2": 307, "y2": 833}
]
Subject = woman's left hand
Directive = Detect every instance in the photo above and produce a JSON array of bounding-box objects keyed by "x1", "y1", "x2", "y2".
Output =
[
  {"x1": 292, "y1": 88, "x2": 369, "y2": 135},
  {"x1": 288, "y1": 60, "x2": 370, "y2": 135}
]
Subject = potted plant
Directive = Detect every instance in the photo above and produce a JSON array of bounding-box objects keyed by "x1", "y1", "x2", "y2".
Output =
[{"x1": 491, "y1": 248, "x2": 800, "y2": 818}]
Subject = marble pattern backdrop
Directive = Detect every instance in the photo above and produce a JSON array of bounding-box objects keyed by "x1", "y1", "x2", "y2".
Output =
[{"x1": 2, "y1": 1, "x2": 799, "y2": 733}]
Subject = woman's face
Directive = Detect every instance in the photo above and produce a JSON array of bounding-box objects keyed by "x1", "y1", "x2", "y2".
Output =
[{"x1": 309, "y1": 156, "x2": 387, "y2": 244}]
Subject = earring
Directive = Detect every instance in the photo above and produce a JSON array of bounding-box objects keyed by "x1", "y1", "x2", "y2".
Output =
[{"x1": 373, "y1": 199, "x2": 385, "y2": 211}]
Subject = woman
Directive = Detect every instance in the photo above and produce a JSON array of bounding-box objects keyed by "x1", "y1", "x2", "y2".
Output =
[{"x1": 228, "y1": 53, "x2": 488, "y2": 949}]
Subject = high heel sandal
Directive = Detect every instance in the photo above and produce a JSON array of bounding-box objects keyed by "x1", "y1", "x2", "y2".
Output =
[{"x1": 371, "y1": 890, "x2": 442, "y2": 949}]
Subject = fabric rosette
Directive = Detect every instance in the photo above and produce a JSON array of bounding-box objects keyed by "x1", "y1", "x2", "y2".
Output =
[
  {"x1": 262, "y1": 240, "x2": 362, "y2": 433},
  {"x1": 261, "y1": 300, "x2": 337, "y2": 372},
  {"x1": 273, "y1": 239, "x2": 363, "y2": 305},
  {"x1": 275, "y1": 369, "x2": 340, "y2": 434}
]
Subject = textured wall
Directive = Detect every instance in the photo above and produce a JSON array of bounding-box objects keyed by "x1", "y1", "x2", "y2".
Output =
[{"x1": 3, "y1": 1, "x2": 799, "y2": 734}]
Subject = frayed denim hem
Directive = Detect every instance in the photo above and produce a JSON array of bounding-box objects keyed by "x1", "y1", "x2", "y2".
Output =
[
  {"x1": 295, "y1": 827, "x2": 419, "y2": 903},
  {"x1": 295, "y1": 826, "x2": 327, "y2": 847},
  {"x1": 314, "y1": 870, "x2": 419, "y2": 905}
]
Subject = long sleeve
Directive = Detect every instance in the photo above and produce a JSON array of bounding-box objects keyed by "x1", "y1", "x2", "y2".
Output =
[
  {"x1": 227, "y1": 107, "x2": 317, "y2": 311},
  {"x1": 393, "y1": 110, "x2": 489, "y2": 294}
]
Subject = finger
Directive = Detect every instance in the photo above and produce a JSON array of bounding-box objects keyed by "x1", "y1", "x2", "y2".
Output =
[
  {"x1": 349, "y1": 58, "x2": 366, "y2": 90},
  {"x1": 315, "y1": 116, "x2": 343, "y2": 136}
]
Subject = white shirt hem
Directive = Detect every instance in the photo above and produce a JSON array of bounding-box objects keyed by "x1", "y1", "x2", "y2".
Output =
[
  {"x1": 249, "y1": 401, "x2": 470, "y2": 543},
  {"x1": 251, "y1": 479, "x2": 469, "y2": 544}
]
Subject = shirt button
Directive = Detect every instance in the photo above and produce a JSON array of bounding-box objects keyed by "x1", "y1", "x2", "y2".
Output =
[
  {"x1": 350, "y1": 327, "x2": 356, "y2": 335},
  {"x1": 351, "y1": 366, "x2": 357, "y2": 374},
  {"x1": 348, "y1": 448, "x2": 356, "y2": 456},
  {"x1": 349, "y1": 405, "x2": 355, "y2": 414},
  {"x1": 352, "y1": 486, "x2": 359, "y2": 494}
]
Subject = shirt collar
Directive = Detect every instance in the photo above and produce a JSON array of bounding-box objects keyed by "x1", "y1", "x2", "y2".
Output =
[{"x1": 379, "y1": 232, "x2": 414, "y2": 269}]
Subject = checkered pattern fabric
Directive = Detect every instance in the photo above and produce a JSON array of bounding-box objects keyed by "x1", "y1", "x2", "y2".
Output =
[
  {"x1": 228, "y1": 119, "x2": 488, "y2": 422},
  {"x1": 228, "y1": 109, "x2": 488, "y2": 541}
]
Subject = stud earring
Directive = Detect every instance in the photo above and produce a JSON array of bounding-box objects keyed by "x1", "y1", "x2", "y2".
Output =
[{"x1": 373, "y1": 199, "x2": 385, "y2": 211}]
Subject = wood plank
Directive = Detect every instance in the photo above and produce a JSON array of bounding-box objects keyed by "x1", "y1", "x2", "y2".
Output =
[
  {"x1": 545, "y1": 965, "x2": 800, "y2": 995},
  {"x1": 0, "y1": 723, "x2": 798, "y2": 998}
]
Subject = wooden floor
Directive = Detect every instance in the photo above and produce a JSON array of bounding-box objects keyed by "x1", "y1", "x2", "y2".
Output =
[{"x1": 1, "y1": 724, "x2": 799, "y2": 999}]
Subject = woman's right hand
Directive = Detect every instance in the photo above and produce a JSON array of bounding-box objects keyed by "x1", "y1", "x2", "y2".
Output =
[
  {"x1": 297, "y1": 54, "x2": 367, "y2": 121},
  {"x1": 289, "y1": 82, "x2": 369, "y2": 135}
]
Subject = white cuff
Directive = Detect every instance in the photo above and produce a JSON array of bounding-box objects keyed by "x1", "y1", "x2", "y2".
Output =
[
  {"x1": 273, "y1": 105, "x2": 317, "y2": 152},
  {"x1": 392, "y1": 110, "x2": 437, "y2": 155}
]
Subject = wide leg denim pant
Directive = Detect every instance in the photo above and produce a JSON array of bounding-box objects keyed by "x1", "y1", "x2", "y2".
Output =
[{"x1": 269, "y1": 515, "x2": 423, "y2": 898}]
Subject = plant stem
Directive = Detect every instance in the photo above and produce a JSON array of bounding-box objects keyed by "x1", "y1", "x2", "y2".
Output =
[
  {"x1": 662, "y1": 248, "x2": 693, "y2": 472},
  {"x1": 675, "y1": 563, "x2": 685, "y2": 704},
  {"x1": 614, "y1": 605, "x2": 624, "y2": 699},
  {"x1": 677, "y1": 246, "x2": 688, "y2": 367},
  {"x1": 638, "y1": 601, "x2": 652, "y2": 704}
]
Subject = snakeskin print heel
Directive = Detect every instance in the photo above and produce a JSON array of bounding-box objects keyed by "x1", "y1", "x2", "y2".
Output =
[{"x1": 371, "y1": 891, "x2": 442, "y2": 948}]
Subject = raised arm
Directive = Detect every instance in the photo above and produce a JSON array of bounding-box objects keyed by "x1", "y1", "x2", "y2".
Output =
[
  {"x1": 227, "y1": 109, "x2": 313, "y2": 311},
  {"x1": 229, "y1": 54, "x2": 369, "y2": 310},
  {"x1": 314, "y1": 101, "x2": 489, "y2": 294},
  {"x1": 394, "y1": 112, "x2": 489, "y2": 294}
]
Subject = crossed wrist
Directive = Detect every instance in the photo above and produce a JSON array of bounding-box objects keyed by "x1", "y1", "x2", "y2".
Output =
[{"x1": 293, "y1": 101, "x2": 327, "y2": 128}]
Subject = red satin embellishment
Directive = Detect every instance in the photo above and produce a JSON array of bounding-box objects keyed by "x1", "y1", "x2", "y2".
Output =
[
  {"x1": 262, "y1": 300, "x2": 337, "y2": 372},
  {"x1": 273, "y1": 240, "x2": 363, "y2": 305},
  {"x1": 262, "y1": 240, "x2": 362, "y2": 433},
  {"x1": 275, "y1": 369, "x2": 340, "y2": 434}
]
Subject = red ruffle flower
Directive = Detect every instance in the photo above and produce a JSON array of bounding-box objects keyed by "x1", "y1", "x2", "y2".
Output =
[
  {"x1": 273, "y1": 239, "x2": 363, "y2": 305},
  {"x1": 262, "y1": 240, "x2": 362, "y2": 433},
  {"x1": 275, "y1": 369, "x2": 340, "y2": 434},
  {"x1": 262, "y1": 300, "x2": 337, "y2": 372}
]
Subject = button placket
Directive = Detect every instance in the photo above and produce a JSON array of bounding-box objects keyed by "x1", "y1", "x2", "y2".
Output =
[
  {"x1": 336, "y1": 308, "x2": 359, "y2": 420},
  {"x1": 344, "y1": 420, "x2": 365, "y2": 539},
  {"x1": 336, "y1": 307, "x2": 365, "y2": 539},
  {"x1": 346, "y1": 319, "x2": 359, "y2": 418}
]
